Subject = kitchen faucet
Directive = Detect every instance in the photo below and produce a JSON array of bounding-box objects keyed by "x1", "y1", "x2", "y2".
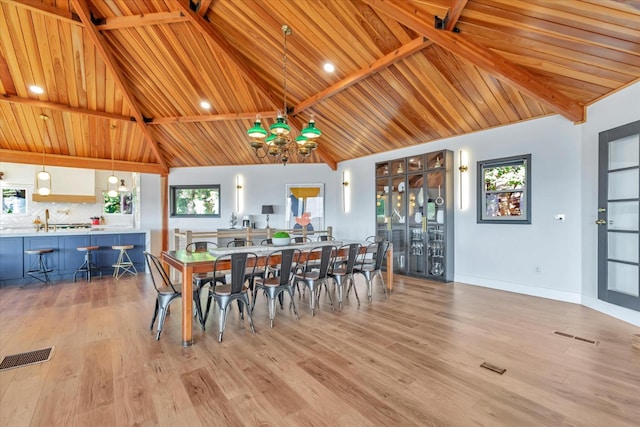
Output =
[{"x1": 45, "y1": 209, "x2": 49, "y2": 232}]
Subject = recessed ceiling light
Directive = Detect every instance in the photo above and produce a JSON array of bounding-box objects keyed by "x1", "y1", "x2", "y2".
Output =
[
  {"x1": 29, "y1": 85, "x2": 44, "y2": 94},
  {"x1": 200, "y1": 100, "x2": 211, "y2": 109},
  {"x1": 323, "y1": 63, "x2": 335, "y2": 73}
]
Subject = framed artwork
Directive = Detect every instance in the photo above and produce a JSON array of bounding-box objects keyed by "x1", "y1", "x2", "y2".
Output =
[
  {"x1": 285, "y1": 183, "x2": 324, "y2": 232},
  {"x1": 477, "y1": 154, "x2": 531, "y2": 224},
  {"x1": 170, "y1": 184, "x2": 221, "y2": 217},
  {"x1": 1, "y1": 187, "x2": 28, "y2": 215}
]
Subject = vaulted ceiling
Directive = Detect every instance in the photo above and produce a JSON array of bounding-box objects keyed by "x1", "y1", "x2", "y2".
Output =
[{"x1": 0, "y1": 0, "x2": 639, "y2": 174}]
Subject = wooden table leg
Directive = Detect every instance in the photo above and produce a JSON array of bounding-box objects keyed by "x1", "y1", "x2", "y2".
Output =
[{"x1": 182, "y1": 265, "x2": 193, "y2": 346}]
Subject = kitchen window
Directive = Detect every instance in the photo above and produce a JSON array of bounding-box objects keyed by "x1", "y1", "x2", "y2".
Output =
[{"x1": 103, "y1": 191, "x2": 133, "y2": 215}]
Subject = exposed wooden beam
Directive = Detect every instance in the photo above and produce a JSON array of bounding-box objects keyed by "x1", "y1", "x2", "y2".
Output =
[
  {"x1": 294, "y1": 37, "x2": 431, "y2": 114},
  {"x1": 148, "y1": 110, "x2": 278, "y2": 125},
  {"x1": 1, "y1": 0, "x2": 81, "y2": 25},
  {"x1": 363, "y1": 0, "x2": 585, "y2": 122},
  {"x1": 70, "y1": 0, "x2": 169, "y2": 173},
  {"x1": 0, "y1": 149, "x2": 165, "y2": 174},
  {"x1": 0, "y1": 95, "x2": 132, "y2": 122},
  {"x1": 94, "y1": 11, "x2": 188, "y2": 30},
  {"x1": 0, "y1": 51, "x2": 17, "y2": 96},
  {"x1": 196, "y1": 0, "x2": 213, "y2": 16},
  {"x1": 445, "y1": 0, "x2": 468, "y2": 31}
]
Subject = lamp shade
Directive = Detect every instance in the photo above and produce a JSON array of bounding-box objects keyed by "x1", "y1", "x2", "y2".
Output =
[{"x1": 261, "y1": 205, "x2": 274, "y2": 214}]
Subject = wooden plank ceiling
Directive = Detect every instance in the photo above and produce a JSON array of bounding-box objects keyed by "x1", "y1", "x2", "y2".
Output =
[{"x1": 0, "y1": 0, "x2": 638, "y2": 173}]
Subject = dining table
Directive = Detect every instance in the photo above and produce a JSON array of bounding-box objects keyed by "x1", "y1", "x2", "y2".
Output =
[{"x1": 161, "y1": 240, "x2": 393, "y2": 346}]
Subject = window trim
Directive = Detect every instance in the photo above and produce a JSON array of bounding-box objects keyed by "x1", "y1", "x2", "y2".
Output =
[{"x1": 477, "y1": 154, "x2": 531, "y2": 224}]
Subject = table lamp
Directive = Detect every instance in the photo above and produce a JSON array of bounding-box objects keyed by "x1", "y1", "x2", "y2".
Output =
[{"x1": 261, "y1": 205, "x2": 274, "y2": 228}]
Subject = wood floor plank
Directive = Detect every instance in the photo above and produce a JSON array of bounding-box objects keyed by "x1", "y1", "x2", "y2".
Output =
[{"x1": 0, "y1": 274, "x2": 638, "y2": 426}]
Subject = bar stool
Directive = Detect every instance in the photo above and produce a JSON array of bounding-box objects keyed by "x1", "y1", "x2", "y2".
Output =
[
  {"x1": 112, "y1": 244, "x2": 137, "y2": 280},
  {"x1": 20, "y1": 248, "x2": 54, "y2": 288},
  {"x1": 74, "y1": 245, "x2": 102, "y2": 282}
]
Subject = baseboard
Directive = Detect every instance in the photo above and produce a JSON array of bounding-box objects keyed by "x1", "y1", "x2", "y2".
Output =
[
  {"x1": 454, "y1": 274, "x2": 582, "y2": 304},
  {"x1": 581, "y1": 296, "x2": 640, "y2": 327}
]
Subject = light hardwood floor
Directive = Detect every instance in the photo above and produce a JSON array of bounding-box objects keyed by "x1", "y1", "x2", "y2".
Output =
[{"x1": 1, "y1": 272, "x2": 639, "y2": 426}]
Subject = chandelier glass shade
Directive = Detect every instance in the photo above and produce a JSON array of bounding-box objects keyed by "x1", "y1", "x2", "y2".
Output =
[
  {"x1": 247, "y1": 25, "x2": 322, "y2": 165},
  {"x1": 36, "y1": 114, "x2": 51, "y2": 196}
]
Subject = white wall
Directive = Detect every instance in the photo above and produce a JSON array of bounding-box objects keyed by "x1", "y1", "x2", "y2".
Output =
[
  {"x1": 336, "y1": 81, "x2": 640, "y2": 326},
  {"x1": 139, "y1": 173, "x2": 163, "y2": 255},
  {"x1": 167, "y1": 163, "x2": 337, "y2": 247}
]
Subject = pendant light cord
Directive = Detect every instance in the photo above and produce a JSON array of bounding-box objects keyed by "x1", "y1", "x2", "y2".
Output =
[{"x1": 282, "y1": 25, "x2": 290, "y2": 121}]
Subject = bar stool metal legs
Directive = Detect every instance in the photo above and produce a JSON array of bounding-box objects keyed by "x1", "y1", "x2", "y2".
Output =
[
  {"x1": 112, "y1": 245, "x2": 137, "y2": 279},
  {"x1": 74, "y1": 245, "x2": 102, "y2": 282},
  {"x1": 20, "y1": 249, "x2": 55, "y2": 288}
]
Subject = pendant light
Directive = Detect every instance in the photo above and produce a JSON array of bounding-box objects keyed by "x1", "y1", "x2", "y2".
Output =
[
  {"x1": 36, "y1": 114, "x2": 51, "y2": 196},
  {"x1": 107, "y1": 123, "x2": 118, "y2": 197}
]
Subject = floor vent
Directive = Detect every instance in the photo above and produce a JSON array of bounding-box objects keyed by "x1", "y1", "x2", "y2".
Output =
[
  {"x1": 0, "y1": 347, "x2": 54, "y2": 371},
  {"x1": 554, "y1": 331, "x2": 598, "y2": 345},
  {"x1": 480, "y1": 362, "x2": 506, "y2": 375}
]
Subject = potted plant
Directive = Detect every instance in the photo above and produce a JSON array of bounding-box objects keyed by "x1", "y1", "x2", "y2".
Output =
[{"x1": 272, "y1": 231, "x2": 291, "y2": 246}]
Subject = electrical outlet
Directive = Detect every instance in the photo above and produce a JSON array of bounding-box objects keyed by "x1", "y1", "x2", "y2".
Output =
[
  {"x1": 554, "y1": 214, "x2": 565, "y2": 222},
  {"x1": 534, "y1": 265, "x2": 542, "y2": 273}
]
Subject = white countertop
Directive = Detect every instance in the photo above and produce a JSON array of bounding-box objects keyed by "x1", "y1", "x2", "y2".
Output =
[{"x1": 0, "y1": 227, "x2": 147, "y2": 237}]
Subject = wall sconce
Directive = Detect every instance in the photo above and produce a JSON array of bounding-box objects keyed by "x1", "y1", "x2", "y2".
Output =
[
  {"x1": 118, "y1": 179, "x2": 128, "y2": 192},
  {"x1": 342, "y1": 170, "x2": 351, "y2": 213},
  {"x1": 235, "y1": 175, "x2": 243, "y2": 213},
  {"x1": 458, "y1": 150, "x2": 469, "y2": 210}
]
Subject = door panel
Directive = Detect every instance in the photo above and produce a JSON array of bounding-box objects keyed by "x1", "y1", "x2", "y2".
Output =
[{"x1": 598, "y1": 120, "x2": 640, "y2": 311}]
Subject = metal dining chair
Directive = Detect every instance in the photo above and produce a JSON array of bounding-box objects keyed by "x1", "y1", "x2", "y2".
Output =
[
  {"x1": 186, "y1": 241, "x2": 226, "y2": 329},
  {"x1": 328, "y1": 243, "x2": 361, "y2": 309},
  {"x1": 353, "y1": 240, "x2": 389, "y2": 302},
  {"x1": 202, "y1": 252, "x2": 257, "y2": 342},
  {"x1": 251, "y1": 248, "x2": 302, "y2": 327},
  {"x1": 292, "y1": 245, "x2": 337, "y2": 316},
  {"x1": 144, "y1": 251, "x2": 182, "y2": 340}
]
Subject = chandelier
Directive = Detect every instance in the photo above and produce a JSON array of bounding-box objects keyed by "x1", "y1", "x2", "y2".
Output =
[{"x1": 247, "y1": 24, "x2": 322, "y2": 165}]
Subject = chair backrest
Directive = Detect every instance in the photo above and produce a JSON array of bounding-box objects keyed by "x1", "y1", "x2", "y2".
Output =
[
  {"x1": 265, "y1": 248, "x2": 301, "y2": 286},
  {"x1": 337, "y1": 243, "x2": 361, "y2": 274},
  {"x1": 144, "y1": 251, "x2": 179, "y2": 293},
  {"x1": 260, "y1": 238, "x2": 272, "y2": 245},
  {"x1": 303, "y1": 245, "x2": 336, "y2": 279},
  {"x1": 214, "y1": 252, "x2": 257, "y2": 294},
  {"x1": 293, "y1": 236, "x2": 311, "y2": 243},
  {"x1": 318, "y1": 235, "x2": 335, "y2": 241},
  {"x1": 373, "y1": 240, "x2": 389, "y2": 270},
  {"x1": 185, "y1": 241, "x2": 218, "y2": 252},
  {"x1": 366, "y1": 235, "x2": 382, "y2": 243},
  {"x1": 227, "y1": 239, "x2": 246, "y2": 247}
]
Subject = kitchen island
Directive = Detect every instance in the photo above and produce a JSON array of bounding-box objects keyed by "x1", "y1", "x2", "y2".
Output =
[{"x1": 0, "y1": 228, "x2": 148, "y2": 286}]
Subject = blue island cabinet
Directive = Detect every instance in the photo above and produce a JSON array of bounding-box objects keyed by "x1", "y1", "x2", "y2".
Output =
[
  {"x1": 90, "y1": 233, "x2": 145, "y2": 274},
  {"x1": 23, "y1": 236, "x2": 59, "y2": 279},
  {"x1": 58, "y1": 235, "x2": 92, "y2": 279},
  {"x1": 0, "y1": 237, "x2": 24, "y2": 283}
]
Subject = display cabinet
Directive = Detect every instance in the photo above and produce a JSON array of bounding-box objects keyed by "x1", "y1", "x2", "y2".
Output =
[{"x1": 375, "y1": 150, "x2": 454, "y2": 282}]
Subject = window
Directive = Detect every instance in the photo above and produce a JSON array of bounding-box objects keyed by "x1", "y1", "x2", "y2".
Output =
[
  {"x1": 170, "y1": 185, "x2": 221, "y2": 217},
  {"x1": 477, "y1": 154, "x2": 531, "y2": 224},
  {"x1": 1, "y1": 187, "x2": 28, "y2": 215},
  {"x1": 103, "y1": 191, "x2": 133, "y2": 215}
]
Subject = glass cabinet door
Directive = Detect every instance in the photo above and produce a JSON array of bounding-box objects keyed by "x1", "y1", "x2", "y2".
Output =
[
  {"x1": 408, "y1": 173, "x2": 426, "y2": 274},
  {"x1": 391, "y1": 175, "x2": 407, "y2": 272},
  {"x1": 376, "y1": 177, "x2": 390, "y2": 240},
  {"x1": 426, "y1": 169, "x2": 446, "y2": 278}
]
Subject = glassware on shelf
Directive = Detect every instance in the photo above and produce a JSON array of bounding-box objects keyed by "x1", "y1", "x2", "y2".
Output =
[{"x1": 431, "y1": 261, "x2": 443, "y2": 276}]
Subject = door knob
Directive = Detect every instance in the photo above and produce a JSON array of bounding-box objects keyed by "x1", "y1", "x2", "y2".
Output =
[
  {"x1": 595, "y1": 219, "x2": 606, "y2": 225},
  {"x1": 598, "y1": 208, "x2": 607, "y2": 212}
]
